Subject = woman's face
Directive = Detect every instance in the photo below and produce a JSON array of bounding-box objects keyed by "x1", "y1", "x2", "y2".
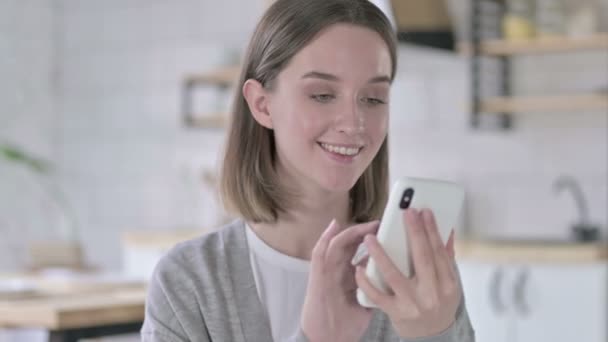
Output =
[{"x1": 267, "y1": 23, "x2": 392, "y2": 194}]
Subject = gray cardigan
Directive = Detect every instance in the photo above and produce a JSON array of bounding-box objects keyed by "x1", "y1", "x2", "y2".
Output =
[{"x1": 141, "y1": 220, "x2": 475, "y2": 341}]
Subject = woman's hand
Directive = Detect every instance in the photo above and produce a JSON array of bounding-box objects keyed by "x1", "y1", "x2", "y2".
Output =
[
  {"x1": 300, "y1": 219, "x2": 379, "y2": 342},
  {"x1": 355, "y1": 208, "x2": 461, "y2": 339}
]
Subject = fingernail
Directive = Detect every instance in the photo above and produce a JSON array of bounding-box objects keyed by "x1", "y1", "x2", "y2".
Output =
[
  {"x1": 351, "y1": 244, "x2": 368, "y2": 265},
  {"x1": 323, "y1": 219, "x2": 337, "y2": 236},
  {"x1": 328, "y1": 218, "x2": 337, "y2": 229}
]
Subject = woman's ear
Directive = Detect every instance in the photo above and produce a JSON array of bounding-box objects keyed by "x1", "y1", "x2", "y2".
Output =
[{"x1": 242, "y1": 79, "x2": 273, "y2": 129}]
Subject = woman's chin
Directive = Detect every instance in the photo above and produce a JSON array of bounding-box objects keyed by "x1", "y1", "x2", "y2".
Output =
[{"x1": 319, "y1": 177, "x2": 359, "y2": 193}]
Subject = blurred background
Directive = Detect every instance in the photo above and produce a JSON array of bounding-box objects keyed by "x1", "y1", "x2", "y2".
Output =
[{"x1": 0, "y1": 0, "x2": 606, "y2": 341}]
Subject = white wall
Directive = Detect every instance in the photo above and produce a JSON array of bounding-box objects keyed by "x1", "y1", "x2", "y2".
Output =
[
  {"x1": 0, "y1": 0, "x2": 58, "y2": 271},
  {"x1": 389, "y1": 47, "x2": 607, "y2": 242},
  {"x1": 55, "y1": 0, "x2": 266, "y2": 269},
  {"x1": 47, "y1": 0, "x2": 608, "y2": 269}
]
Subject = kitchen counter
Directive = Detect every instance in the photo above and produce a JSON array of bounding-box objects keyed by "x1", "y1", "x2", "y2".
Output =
[
  {"x1": 455, "y1": 239, "x2": 608, "y2": 263},
  {"x1": 0, "y1": 286, "x2": 145, "y2": 329},
  {"x1": 121, "y1": 229, "x2": 608, "y2": 264},
  {"x1": 121, "y1": 229, "x2": 209, "y2": 248},
  {"x1": 0, "y1": 272, "x2": 146, "y2": 341}
]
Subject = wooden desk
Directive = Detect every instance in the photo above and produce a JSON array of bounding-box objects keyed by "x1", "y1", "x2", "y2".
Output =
[
  {"x1": 456, "y1": 239, "x2": 608, "y2": 263},
  {"x1": 0, "y1": 275, "x2": 146, "y2": 342}
]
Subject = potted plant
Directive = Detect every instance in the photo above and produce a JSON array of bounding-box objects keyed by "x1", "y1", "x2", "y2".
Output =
[{"x1": 0, "y1": 142, "x2": 82, "y2": 270}]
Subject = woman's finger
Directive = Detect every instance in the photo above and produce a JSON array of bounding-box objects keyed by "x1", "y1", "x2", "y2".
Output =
[
  {"x1": 329, "y1": 221, "x2": 379, "y2": 253},
  {"x1": 420, "y1": 209, "x2": 456, "y2": 285},
  {"x1": 355, "y1": 265, "x2": 395, "y2": 312},
  {"x1": 355, "y1": 254, "x2": 370, "y2": 268},
  {"x1": 446, "y1": 229, "x2": 457, "y2": 277},
  {"x1": 363, "y1": 234, "x2": 412, "y2": 296},
  {"x1": 326, "y1": 221, "x2": 379, "y2": 267},
  {"x1": 311, "y1": 219, "x2": 340, "y2": 263},
  {"x1": 446, "y1": 229, "x2": 456, "y2": 259},
  {"x1": 404, "y1": 209, "x2": 438, "y2": 289},
  {"x1": 351, "y1": 243, "x2": 368, "y2": 266}
]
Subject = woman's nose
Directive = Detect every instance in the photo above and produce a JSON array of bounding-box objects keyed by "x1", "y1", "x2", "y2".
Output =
[{"x1": 334, "y1": 99, "x2": 364, "y2": 135}]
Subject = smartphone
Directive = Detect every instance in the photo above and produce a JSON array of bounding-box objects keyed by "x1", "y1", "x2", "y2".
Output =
[{"x1": 355, "y1": 177, "x2": 465, "y2": 308}]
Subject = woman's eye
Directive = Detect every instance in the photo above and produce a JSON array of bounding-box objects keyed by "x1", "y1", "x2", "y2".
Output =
[
  {"x1": 362, "y1": 97, "x2": 386, "y2": 105},
  {"x1": 311, "y1": 94, "x2": 335, "y2": 103}
]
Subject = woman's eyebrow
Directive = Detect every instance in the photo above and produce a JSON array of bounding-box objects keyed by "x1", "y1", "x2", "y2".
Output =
[
  {"x1": 368, "y1": 75, "x2": 391, "y2": 84},
  {"x1": 301, "y1": 71, "x2": 339, "y2": 81},
  {"x1": 301, "y1": 71, "x2": 391, "y2": 84}
]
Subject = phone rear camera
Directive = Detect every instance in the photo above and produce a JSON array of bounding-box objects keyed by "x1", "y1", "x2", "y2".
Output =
[{"x1": 400, "y1": 188, "x2": 414, "y2": 209}]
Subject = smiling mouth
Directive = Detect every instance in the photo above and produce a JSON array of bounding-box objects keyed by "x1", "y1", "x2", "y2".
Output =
[{"x1": 318, "y1": 142, "x2": 363, "y2": 157}]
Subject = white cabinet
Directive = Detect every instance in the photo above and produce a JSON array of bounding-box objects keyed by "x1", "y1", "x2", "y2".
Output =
[
  {"x1": 515, "y1": 264, "x2": 608, "y2": 342},
  {"x1": 459, "y1": 260, "x2": 608, "y2": 342},
  {"x1": 459, "y1": 262, "x2": 513, "y2": 342}
]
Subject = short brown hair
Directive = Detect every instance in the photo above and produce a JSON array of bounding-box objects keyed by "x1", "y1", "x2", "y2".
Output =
[{"x1": 220, "y1": 0, "x2": 397, "y2": 223}]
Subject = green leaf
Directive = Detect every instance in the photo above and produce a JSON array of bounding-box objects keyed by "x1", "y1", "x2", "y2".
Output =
[{"x1": 0, "y1": 143, "x2": 51, "y2": 174}]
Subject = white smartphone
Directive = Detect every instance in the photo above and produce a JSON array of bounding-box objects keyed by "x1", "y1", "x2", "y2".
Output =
[{"x1": 355, "y1": 177, "x2": 465, "y2": 308}]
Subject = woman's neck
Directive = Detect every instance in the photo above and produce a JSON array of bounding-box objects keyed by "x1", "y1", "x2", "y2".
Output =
[{"x1": 248, "y1": 188, "x2": 351, "y2": 260}]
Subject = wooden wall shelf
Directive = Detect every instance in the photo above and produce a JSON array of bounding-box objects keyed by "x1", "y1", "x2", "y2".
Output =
[
  {"x1": 468, "y1": 0, "x2": 605, "y2": 129},
  {"x1": 185, "y1": 114, "x2": 229, "y2": 129},
  {"x1": 185, "y1": 65, "x2": 241, "y2": 87},
  {"x1": 479, "y1": 93, "x2": 608, "y2": 113},
  {"x1": 182, "y1": 65, "x2": 240, "y2": 128},
  {"x1": 460, "y1": 33, "x2": 608, "y2": 56}
]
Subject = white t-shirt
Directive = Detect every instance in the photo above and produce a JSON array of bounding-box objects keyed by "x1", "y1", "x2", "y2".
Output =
[{"x1": 245, "y1": 225, "x2": 310, "y2": 342}]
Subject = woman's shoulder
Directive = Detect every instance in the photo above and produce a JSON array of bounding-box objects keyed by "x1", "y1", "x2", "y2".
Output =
[
  {"x1": 151, "y1": 219, "x2": 247, "y2": 283},
  {"x1": 143, "y1": 219, "x2": 250, "y2": 338}
]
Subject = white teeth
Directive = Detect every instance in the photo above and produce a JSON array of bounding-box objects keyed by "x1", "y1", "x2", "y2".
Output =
[{"x1": 320, "y1": 143, "x2": 361, "y2": 156}]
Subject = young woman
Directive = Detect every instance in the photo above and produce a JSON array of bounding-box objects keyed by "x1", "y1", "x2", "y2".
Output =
[{"x1": 142, "y1": 0, "x2": 475, "y2": 341}]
